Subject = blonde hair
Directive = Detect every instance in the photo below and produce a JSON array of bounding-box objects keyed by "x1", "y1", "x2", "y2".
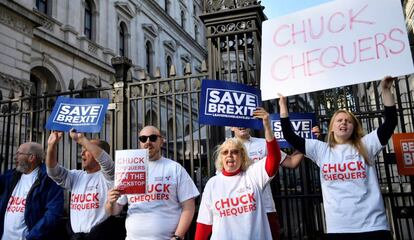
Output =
[
  {"x1": 327, "y1": 109, "x2": 370, "y2": 164},
  {"x1": 214, "y1": 138, "x2": 251, "y2": 172}
]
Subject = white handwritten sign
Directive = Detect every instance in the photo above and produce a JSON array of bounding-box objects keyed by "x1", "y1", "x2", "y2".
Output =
[{"x1": 261, "y1": 0, "x2": 414, "y2": 100}]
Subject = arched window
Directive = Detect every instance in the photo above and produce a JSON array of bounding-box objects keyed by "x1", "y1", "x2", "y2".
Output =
[
  {"x1": 36, "y1": 0, "x2": 48, "y2": 15},
  {"x1": 84, "y1": 0, "x2": 93, "y2": 40},
  {"x1": 166, "y1": 56, "x2": 172, "y2": 77},
  {"x1": 180, "y1": 11, "x2": 186, "y2": 28},
  {"x1": 145, "y1": 41, "x2": 153, "y2": 76},
  {"x1": 119, "y1": 22, "x2": 127, "y2": 56}
]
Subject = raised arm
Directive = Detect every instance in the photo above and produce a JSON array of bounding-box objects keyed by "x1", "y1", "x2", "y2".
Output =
[
  {"x1": 45, "y1": 131, "x2": 63, "y2": 169},
  {"x1": 253, "y1": 107, "x2": 281, "y2": 177},
  {"x1": 278, "y1": 95, "x2": 306, "y2": 154},
  {"x1": 46, "y1": 131, "x2": 72, "y2": 187},
  {"x1": 377, "y1": 76, "x2": 398, "y2": 145},
  {"x1": 70, "y1": 129, "x2": 114, "y2": 180},
  {"x1": 281, "y1": 150, "x2": 305, "y2": 169}
]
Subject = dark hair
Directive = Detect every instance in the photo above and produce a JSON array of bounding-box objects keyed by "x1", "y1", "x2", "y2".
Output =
[{"x1": 97, "y1": 140, "x2": 110, "y2": 154}]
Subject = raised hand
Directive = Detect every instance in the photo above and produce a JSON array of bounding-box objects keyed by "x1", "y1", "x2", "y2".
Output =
[
  {"x1": 278, "y1": 94, "x2": 289, "y2": 117},
  {"x1": 47, "y1": 131, "x2": 63, "y2": 146},
  {"x1": 69, "y1": 128, "x2": 85, "y2": 143},
  {"x1": 380, "y1": 76, "x2": 396, "y2": 90}
]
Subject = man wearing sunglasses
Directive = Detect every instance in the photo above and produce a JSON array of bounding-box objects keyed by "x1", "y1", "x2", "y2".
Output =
[
  {"x1": 231, "y1": 107, "x2": 305, "y2": 240},
  {"x1": 0, "y1": 142, "x2": 64, "y2": 240},
  {"x1": 106, "y1": 125, "x2": 199, "y2": 240},
  {"x1": 46, "y1": 130, "x2": 117, "y2": 240}
]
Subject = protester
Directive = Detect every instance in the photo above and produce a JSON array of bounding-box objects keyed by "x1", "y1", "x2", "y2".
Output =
[
  {"x1": 46, "y1": 129, "x2": 115, "y2": 240},
  {"x1": 278, "y1": 76, "x2": 397, "y2": 240},
  {"x1": 0, "y1": 142, "x2": 64, "y2": 240},
  {"x1": 195, "y1": 107, "x2": 282, "y2": 240},
  {"x1": 311, "y1": 124, "x2": 326, "y2": 141},
  {"x1": 105, "y1": 125, "x2": 199, "y2": 240},
  {"x1": 231, "y1": 108, "x2": 304, "y2": 240}
]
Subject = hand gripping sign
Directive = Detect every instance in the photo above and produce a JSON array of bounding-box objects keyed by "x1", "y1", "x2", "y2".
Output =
[
  {"x1": 199, "y1": 79, "x2": 263, "y2": 130},
  {"x1": 392, "y1": 133, "x2": 414, "y2": 176},
  {"x1": 115, "y1": 149, "x2": 148, "y2": 194},
  {"x1": 261, "y1": 0, "x2": 414, "y2": 100},
  {"x1": 270, "y1": 112, "x2": 317, "y2": 148},
  {"x1": 46, "y1": 96, "x2": 109, "y2": 133}
]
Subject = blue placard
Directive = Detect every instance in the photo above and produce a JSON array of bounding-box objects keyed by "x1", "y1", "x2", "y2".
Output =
[
  {"x1": 199, "y1": 79, "x2": 263, "y2": 129},
  {"x1": 270, "y1": 113, "x2": 317, "y2": 148},
  {"x1": 45, "y1": 97, "x2": 109, "y2": 133}
]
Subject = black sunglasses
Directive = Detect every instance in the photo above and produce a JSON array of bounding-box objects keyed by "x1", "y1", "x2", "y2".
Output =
[{"x1": 138, "y1": 134, "x2": 161, "y2": 143}]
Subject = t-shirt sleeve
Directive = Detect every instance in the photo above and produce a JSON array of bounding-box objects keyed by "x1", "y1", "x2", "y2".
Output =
[
  {"x1": 305, "y1": 139, "x2": 329, "y2": 167},
  {"x1": 116, "y1": 195, "x2": 128, "y2": 206},
  {"x1": 362, "y1": 129, "x2": 383, "y2": 160},
  {"x1": 46, "y1": 164, "x2": 76, "y2": 190},
  {"x1": 196, "y1": 181, "x2": 213, "y2": 225},
  {"x1": 176, "y1": 165, "x2": 200, "y2": 203},
  {"x1": 279, "y1": 151, "x2": 288, "y2": 164},
  {"x1": 247, "y1": 160, "x2": 271, "y2": 189}
]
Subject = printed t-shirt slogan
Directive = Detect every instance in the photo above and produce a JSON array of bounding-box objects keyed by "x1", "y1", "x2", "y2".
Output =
[
  {"x1": 45, "y1": 96, "x2": 109, "y2": 133},
  {"x1": 115, "y1": 149, "x2": 148, "y2": 194},
  {"x1": 199, "y1": 79, "x2": 263, "y2": 130},
  {"x1": 271, "y1": 113, "x2": 316, "y2": 148}
]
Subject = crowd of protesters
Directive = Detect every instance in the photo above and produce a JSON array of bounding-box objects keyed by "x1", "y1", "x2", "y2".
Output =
[{"x1": 0, "y1": 76, "x2": 397, "y2": 240}]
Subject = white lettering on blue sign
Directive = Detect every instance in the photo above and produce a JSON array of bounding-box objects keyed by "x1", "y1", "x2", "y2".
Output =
[
  {"x1": 53, "y1": 104, "x2": 103, "y2": 126},
  {"x1": 205, "y1": 88, "x2": 258, "y2": 119},
  {"x1": 272, "y1": 119, "x2": 312, "y2": 139}
]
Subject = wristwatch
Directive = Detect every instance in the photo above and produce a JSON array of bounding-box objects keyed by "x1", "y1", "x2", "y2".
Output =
[{"x1": 172, "y1": 234, "x2": 183, "y2": 240}]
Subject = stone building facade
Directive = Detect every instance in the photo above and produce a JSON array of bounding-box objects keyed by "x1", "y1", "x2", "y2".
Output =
[{"x1": 0, "y1": 0, "x2": 206, "y2": 97}]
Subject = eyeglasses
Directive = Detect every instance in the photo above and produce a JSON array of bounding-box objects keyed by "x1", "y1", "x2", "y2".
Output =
[
  {"x1": 138, "y1": 134, "x2": 161, "y2": 143},
  {"x1": 16, "y1": 152, "x2": 32, "y2": 156},
  {"x1": 221, "y1": 149, "x2": 240, "y2": 156}
]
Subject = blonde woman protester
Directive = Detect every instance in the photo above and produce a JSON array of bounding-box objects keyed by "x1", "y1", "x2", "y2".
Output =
[
  {"x1": 195, "y1": 107, "x2": 282, "y2": 240},
  {"x1": 278, "y1": 76, "x2": 397, "y2": 240}
]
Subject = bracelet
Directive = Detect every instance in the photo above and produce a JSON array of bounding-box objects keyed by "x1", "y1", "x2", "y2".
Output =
[{"x1": 172, "y1": 234, "x2": 183, "y2": 240}]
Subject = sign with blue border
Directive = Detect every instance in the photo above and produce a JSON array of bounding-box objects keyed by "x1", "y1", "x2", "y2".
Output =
[
  {"x1": 45, "y1": 97, "x2": 109, "y2": 133},
  {"x1": 271, "y1": 112, "x2": 317, "y2": 148},
  {"x1": 199, "y1": 79, "x2": 263, "y2": 130}
]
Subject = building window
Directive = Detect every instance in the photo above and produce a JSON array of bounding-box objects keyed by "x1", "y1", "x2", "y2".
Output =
[
  {"x1": 145, "y1": 41, "x2": 153, "y2": 76},
  {"x1": 84, "y1": 0, "x2": 93, "y2": 40},
  {"x1": 119, "y1": 22, "x2": 127, "y2": 56},
  {"x1": 36, "y1": 0, "x2": 48, "y2": 15},
  {"x1": 165, "y1": 0, "x2": 169, "y2": 14},
  {"x1": 194, "y1": 25, "x2": 199, "y2": 42},
  {"x1": 181, "y1": 10, "x2": 186, "y2": 28},
  {"x1": 166, "y1": 56, "x2": 172, "y2": 77}
]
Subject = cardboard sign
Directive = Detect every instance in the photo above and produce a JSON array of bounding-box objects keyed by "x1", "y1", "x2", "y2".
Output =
[
  {"x1": 392, "y1": 133, "x2": 414, "y2": 176},
  {"x1": 45, "y1": 97, "x2": 109, "y2": 133},
  {"x1": 261, "y1": 0, "x2": 414, "y2": 100},
  {"x1": 115, "y1": 149, "x2": 149, "y2": 194},
  {"x1": 270, "y1": 113, "x2": 317, "y2": 148},
  {"x1": 199, "y1": 79, "x2": 263, "y2": 129}
]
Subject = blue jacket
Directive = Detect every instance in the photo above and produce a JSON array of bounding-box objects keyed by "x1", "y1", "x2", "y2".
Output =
[{"x1": 0, "y1": 164, "x2": 64, "y2": 240}]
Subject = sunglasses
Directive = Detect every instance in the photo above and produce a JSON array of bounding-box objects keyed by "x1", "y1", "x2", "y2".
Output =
[
  {"x1": 138, "y1": 134, "x2": 161, "y2": 143},
  {"x1": 221, "y1": 149, "x2": 240, "y2": 156}
]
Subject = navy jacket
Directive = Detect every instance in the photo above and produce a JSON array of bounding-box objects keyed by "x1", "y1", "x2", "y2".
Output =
[{"x1": 0, "y1": 163, "x2": 64, "y2": 240}]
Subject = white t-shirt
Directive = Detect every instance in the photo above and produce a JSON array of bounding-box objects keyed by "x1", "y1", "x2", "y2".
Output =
[
  {"x1": 243, "y1": 137, "x2": 287, "y2": 213},
  {"x1": 305, "y1": 130, "x2": 389, "y2": 233},
  {"x1": 2, "y1": 167, "x2": 39, "y2": 240},
  {"x1": 117, "y1": 157, "x2": 199, "y2": 240},
  {"x1": 197, "y1": 160, "x2": 273, "y2": 240},
  {"x1": 47, "y1": 152, "x2": 114, "y2": 233}
]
